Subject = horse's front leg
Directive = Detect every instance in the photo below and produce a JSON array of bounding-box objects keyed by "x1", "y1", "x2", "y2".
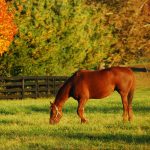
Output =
[{"x1": 77, "y1": 98, "x2": 88, "y2": 123}]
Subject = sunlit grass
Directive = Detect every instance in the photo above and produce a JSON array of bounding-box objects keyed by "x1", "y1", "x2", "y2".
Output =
[{"x1": 0, "y1": 74, "x2": 150, "y2": 149}]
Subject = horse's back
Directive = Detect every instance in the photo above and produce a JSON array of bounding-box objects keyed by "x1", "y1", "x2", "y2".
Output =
[
  {"x1": 69, "y1": 67, "x2": 135, "y2": 99},
  {"x1": 73, "y1": 67, "x2": 134, "y2": 82},
  {"x1": 70, "y1": 68, "x2": 113, "y2": 99}
]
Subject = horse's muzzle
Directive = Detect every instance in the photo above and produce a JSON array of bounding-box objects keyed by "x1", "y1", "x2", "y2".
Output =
[
  {"x1": 49, "y1": 119, "x2": 54, "y2": 124},
  {"x1": 49, "y1": 119, "x2": 58, "y2": 125}
]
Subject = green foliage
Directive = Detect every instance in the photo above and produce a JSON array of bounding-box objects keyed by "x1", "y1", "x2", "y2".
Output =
[
  {"x1": 0, "y1": 0, "x2": 149, "y2": 76},
  {"x1": 0, "y1": 0, "x2": 116, "y2": 76}
]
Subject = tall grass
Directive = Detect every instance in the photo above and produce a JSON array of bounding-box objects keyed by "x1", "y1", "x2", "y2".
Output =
[{"x1": 0, "y1": 73, "x2": 150, "y2": 150}]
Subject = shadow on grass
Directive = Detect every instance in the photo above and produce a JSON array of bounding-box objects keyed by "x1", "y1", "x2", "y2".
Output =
[
  {"x1": 0, "y1": 119, "x2": 14, "y2": 124},
  {"x1": 1, "y1": 128, "x2": 149, "y2": 145},
  {"x1": 0, "y1": 108, "x2": 20, "y2": 115},
  {"x1": 63, "y1": 104, "x2": 150, "y2": 114},
  {"x1": 0, "y1": 102, "x2": 149, "y2": 115},
  {"x1": 0, "y1": 105, "x2": 49, "y2": 115},
  {"x1": 25, "y1": 105, "x2": 49, "y2": 114},
  {"x1": 65, "y1": 132, "x2": 150, "y2": 144}
]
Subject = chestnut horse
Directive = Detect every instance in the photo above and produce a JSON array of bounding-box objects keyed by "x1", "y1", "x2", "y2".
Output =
[{"x1": 50, "y1": 67, "x2": 135, "y2": 124}]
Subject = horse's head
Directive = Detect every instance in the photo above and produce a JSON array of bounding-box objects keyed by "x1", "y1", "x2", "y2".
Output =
[{"x1": 49, "y1": 102, "x2": 62, "y2": 124}]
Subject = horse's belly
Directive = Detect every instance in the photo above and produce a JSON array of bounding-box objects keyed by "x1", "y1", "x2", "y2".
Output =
[{"x1": 89, "y1": 87, "x2": 114, "y2": 99}]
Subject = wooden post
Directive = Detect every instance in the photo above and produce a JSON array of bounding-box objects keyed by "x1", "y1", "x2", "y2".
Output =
[
  {"x1": 35, "y1": 77, "x2": 38, "y2": 98},
  {"x1": 53, "y1": 77, "x2": 56, "y2": 96},
  {"x1": 47, "y1": 76, "x2": 49, "y2": 97},
  {"x1": 22, "y1": 77, "x2": 24, "y2": 99}
]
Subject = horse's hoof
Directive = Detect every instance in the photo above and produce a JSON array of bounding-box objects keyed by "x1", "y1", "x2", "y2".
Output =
[
  {"x1": 123, "y1": 117, "x2": 128, "y2": 123},
  {"x1": 81, "y1": 119, "x2": 88, "y2": 124},
  {"x1": 128, "y1": 117, "x2": 133, "y2": 122},
  {"x1": 123, "y1": 120, "x2": 127, "y2": 123}
]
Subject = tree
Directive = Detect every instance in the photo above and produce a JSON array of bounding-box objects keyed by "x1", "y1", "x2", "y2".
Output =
[
  {"x1": 0, "y1": 0, "x2": 116, "y2": 76},
  {"x1": 89, "y1": 0, "x2": 150, "y2": 66},
  {"x1": 107, "y1": 0, "x2": 150, "y2": 65},
  {"x1": 0, "y1": 0, "x2": 17, "y2": 55}
]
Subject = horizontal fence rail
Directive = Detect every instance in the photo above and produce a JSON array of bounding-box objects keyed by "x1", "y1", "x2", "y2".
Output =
[
  {"x1": 0, "y1": 76, "x2": 68, "y2": 99},
  {"x1": 130, "y1": 67, "x2": 150, "y2": 72}
]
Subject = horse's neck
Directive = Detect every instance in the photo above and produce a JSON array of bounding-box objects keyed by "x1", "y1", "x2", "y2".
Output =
[{"x1": 54, "y1": 82, "x2": 71, "y2": 109}]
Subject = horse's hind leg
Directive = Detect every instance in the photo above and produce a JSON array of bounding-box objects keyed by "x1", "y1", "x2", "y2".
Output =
[
  {"x1": 128, "y1": 89, "x2": 134, "y2": 121},
  {"x1": 77, "y1": 98, "x2": 88, "y2": 123},
  {"x1": 120, "y1": 92, "x2": 128, "y2": 122}
]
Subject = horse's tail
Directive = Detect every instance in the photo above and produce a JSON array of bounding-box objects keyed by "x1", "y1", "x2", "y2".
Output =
[
  {"x1": 128, "y1": 74, "x2": 136, "y2": 106},
  {"x1": 128, "y1": 88, "x2": 134, "y2": 105}
]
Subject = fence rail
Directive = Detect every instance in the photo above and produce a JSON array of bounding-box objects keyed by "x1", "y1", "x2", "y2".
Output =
[
  {"x1": 0, "y1": 76, "x2": 68, "y2": 99},
  {"x1": 130, "y1": 67, "x2": 150, "y2": 72}
]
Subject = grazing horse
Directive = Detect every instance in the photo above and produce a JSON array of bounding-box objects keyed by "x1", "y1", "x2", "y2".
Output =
[{"x1": 50, "y1": 67, "x2": 135, "y2": 124}]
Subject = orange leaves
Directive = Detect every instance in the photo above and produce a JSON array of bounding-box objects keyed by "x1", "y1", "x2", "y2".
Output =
[{"x1": 0, "y1": 0, "x2": 17, "y2": 55}]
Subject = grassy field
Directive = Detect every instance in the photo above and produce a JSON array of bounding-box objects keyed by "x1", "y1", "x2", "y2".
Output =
[{"x1": 0, "y1": 73, "x2": 150, "y2": 150}]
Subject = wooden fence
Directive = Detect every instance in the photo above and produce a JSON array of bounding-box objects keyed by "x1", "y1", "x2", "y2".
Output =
[{"x1": 0, "y1": 76, "x2": 68, "y2": 99}]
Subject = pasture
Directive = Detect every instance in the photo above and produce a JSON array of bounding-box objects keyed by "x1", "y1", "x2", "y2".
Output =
[{"x1": 0, "y1": 73, "x2": 150, "y2": 150}]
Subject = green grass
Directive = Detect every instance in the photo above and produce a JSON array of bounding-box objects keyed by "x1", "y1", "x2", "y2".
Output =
[{"x1": 0, "y1": 75, "x2": 150, "y2": 149}]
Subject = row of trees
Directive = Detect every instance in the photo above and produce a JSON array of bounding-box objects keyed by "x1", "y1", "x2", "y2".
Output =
[{"x1": 0, "y1": 0, "x2": 150, "y2": 76}]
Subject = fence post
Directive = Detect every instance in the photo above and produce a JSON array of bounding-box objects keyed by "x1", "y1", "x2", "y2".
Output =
[
  {"x1": 22, "y1": 77, "x2": 25, "y2": 99},
  {"x1": 35, "y1": 77, "x2": 38, "y2": 98},
  {"x1": 47, "y1": 76, "x2": 49, "y2": 97},
  {"x1": 53, "y1": 77, "x2": 56, "y2": 96}
]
